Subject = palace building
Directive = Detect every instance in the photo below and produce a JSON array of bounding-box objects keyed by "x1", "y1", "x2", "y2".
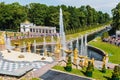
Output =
[{"x1": 20, "y1": 20, "x2": 57, "y2": 34}]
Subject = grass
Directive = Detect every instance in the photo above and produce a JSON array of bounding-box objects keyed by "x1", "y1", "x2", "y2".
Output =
[
  {"x1": 89, "y1": 37, "x2": 120, "y2": 64},
  {"x1": 11, "y1": 36, "x2": 57, "y2": 46},
  {"x1": 52, "y1": 65, "x2": 113, "y2": 80},
  {"x1": 66, "y1": 25, "x2": 105, "y2": 40}
]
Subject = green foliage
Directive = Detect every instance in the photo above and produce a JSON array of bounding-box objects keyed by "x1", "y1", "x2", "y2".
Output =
[
  {"x1": 101, "y1": 31, "x2": 109, "y2": 40},
  {"x1": 111, "y1": 66, "x2": 120, "y2": 80},
  {"x1": 85, "y1": 61, "x2": 94, "y2": 77},
  {"x1": 65, "y1": 56, "x2": 72, "y2": 72},
  {"x1": 112, "y1": 2, "x2": 120, "y2": 33},
  {"x1": 0, "y1": 2, "x2": 110, "y2": 33}
]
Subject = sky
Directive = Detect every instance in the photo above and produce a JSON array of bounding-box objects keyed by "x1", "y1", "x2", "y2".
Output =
[{"x1": 0, "y1": 0, "x2": 120, "y2": 16}]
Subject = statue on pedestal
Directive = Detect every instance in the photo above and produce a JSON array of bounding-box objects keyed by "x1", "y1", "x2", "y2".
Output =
[
  {"x1": 84, "y1": 56, "x2": 88, "y2": 67},
  {"x1": 73, "y1": 48, "x2": 78, "y2": 65},
  {"x1": 0, "y1": 34, "x2": 5, "y2": 51},
  {"x1": 27, "y1": 42, "x2": 31, "y2": 52}
]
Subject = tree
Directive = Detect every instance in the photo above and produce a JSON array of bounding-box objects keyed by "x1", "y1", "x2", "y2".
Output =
[
  {"x1": 112, "y1": 2, "x2": 120, "y2": 33},
  {"x1": 28, "y1": 3, "x2": 48, "y2": 25},
  {"x1": 0, "y1": 2, "x2": 110, "y2": 33},
  {"x1": 101, "y1": 31, "x2": 109, "y2": 40},
  {"x1": 111, "y1": 66, "x2": 120, "y2": 80},
  {"x1": 0, "y1": 2, "x2": 27, "y2": 31}
]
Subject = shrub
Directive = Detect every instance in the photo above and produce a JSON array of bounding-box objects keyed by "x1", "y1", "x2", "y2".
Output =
[
  {"x1": 111, "y1": 66, "x2": 120, "y2": 80},
  {"x1": 101, "y1": 31, "x2": 109, "y2": 40},
  {"x1": 85, "y1": 61, "x2": 94, "y2": 77},
  {"x1": 65, "y1": 56, "x2": 72, "y2": 72}
]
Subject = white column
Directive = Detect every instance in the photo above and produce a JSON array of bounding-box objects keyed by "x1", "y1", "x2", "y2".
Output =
[{"x1": 35, "y1": 29, "x2": 36, "y2": 33}]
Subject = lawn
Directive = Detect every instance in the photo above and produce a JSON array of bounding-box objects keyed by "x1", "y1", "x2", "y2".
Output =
[
  {"x1": 11, "y1": 36, "x2": 57, "y2": 46},
  {"x1": 89, "y1": 37, "x2": 120, "y2": 64},
  {"x1": 52, "y1": 65, "x2": 112, "y2": 80}
]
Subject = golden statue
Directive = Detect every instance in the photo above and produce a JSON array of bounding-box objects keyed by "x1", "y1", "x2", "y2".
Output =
[
  {"x1": 0, "y1": 33, "x2": 5, "y2": 51},
  {"x1": 73, "y1": 48, "x2": 78, "y2": 65},
  {"x1": 91, "y1": 58, "x2": 95, "y2": 66},
  {"x1": 74, "y1": 48, "x2": 78, "y2": 59},
  {"x1": 0, "y1": 36, "x2": 5, "y2": 45},
  {"x1": 105, "y1": 54, "x2": 109, "y2": 63},
  {"x1": 102, "y1": 56, "x2": 106, "y2": 65},
  {"x1": 27, "y1": 42, "x2": 31, "y2": 52},
  {"x1": 84, "y1": 56, "x2": 88, "y2": 67},
  {"x1": 102, "y1": 56, "x2": 106, "y2": 69}
]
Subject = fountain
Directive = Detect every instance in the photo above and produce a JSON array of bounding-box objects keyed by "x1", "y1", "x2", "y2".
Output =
[
  {"x1": 80, "y1": 35, "x2": 84, "y2": 55},
  {"x1": 23, "y1": 42, "x2": 26, "y2": 52},
  {"x1": 70, "y1": 41, "x2": 73, "y2": 51},
  {"x1": 34, "y1": 40, "x2": 36, "y2": 53},
  {"x1": 76, "y1": 37, "x2": 79, "y2": 53},
  {"x1": 80, "y1": 34, "x2": 88, "y2": 56},
  {"x1": 43, "y1": 37, "x2": 46, "y2": 56},
  {"x1": 84, "y1": 34, "x2": 88, "y2": 56},
  {"x1": 51, "y1": 36, "x2": 54, "y2": 53},
  {"x1": 59, "y1": 8, "x2": 67, "y2": 59}
]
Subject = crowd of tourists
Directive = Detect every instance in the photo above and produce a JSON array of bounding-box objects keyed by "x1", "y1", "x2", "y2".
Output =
[{"x1": 102, "y1": 35, "x2": 120, "y2": 46}]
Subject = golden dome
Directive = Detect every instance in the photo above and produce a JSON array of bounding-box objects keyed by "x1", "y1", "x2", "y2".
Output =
[{"x1": 24, "y1": 20, "x2": 30, "y2": 24}]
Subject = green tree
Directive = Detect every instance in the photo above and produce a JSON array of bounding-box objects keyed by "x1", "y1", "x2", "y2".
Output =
[
  {"x1": 28, "y1": 3, "x2": 48, "y2": 25},
  {"x1": 112, "y1": 2, "x2": 120, "y2": 33},
  {"x1": 101, "y1": 31, "x2": 109, "y2": 40},
  {"x1": 0, "y1": 2, "x2": 27, "y2": 31}
]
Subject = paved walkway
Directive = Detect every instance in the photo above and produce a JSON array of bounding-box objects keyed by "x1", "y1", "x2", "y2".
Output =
[
  {"x1": 40, "y1": 69, "x2": 92, "y2": 80},
  {"x1": 33, "y1": 61, "x2": 58, "y2": 78}
]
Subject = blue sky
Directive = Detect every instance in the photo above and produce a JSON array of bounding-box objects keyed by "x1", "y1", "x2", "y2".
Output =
[{"x1": 0, "y1": 0, "x2": 120, "y2": 16}]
